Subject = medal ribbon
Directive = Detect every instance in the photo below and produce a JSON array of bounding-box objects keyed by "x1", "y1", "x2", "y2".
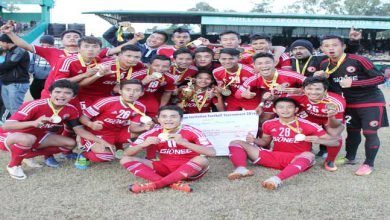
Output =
[
  {"x1": 172, "y1": 66, "x2": 188, "y2": 83},
  {"x1": 325, "y1": 53, "x2": 347, "y2": 75},
  {"x1": 78, "y1": 54, "x2": 97, "y2": 68},
  {"x1": 280, "y1": 117, "x2": 301, "y2": 134},
  {"x1": 193, "y1": 91, "x2": 209, "y2": 112},
  {"x1": 47, "y1": 99, "x2": 64, "y2": 118},
  {"x1": 116, "y1": 59, "x2": 133, "y2": 83},
  {"x1": 223, "y1": 64, "x2": 242, "y2": 89},
  {"x1": 296, "y1": 56, "x2": 312, "y2": 75},
  {"x1": 262, "y1": 69, "x2": 279, "y2": 90},
  {"x1": 120, "y1": 97, "x2": 146, "y2": 116}
]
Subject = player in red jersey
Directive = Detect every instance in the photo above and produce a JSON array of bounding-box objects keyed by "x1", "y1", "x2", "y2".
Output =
[
  {"x1": 178, "y1": 71, "x2": 224, "y2": 113},
  {"x1": 78, "y1": 45, "x2": 145, "y2": 105},
  {"x1": 316, "y1": 35, "x2": 388, "y2": 176},
  {"x1": 121, "y1": 105, "x2": 216, "y2": 193},
  {"x1": 237, "y1": 53, "x2": 305, "y2": 123},
  {"x1": 47, "y1": 36, "x2": 104, "y2": 111},
  {"x1": 282, "y1": 76, "x2": 346, "y2": 171},
  {"x1": 131, "y1": 55, "x2": 176, "y2": 117},
  {"x1": 212, "y1": 48, "x2": 258, "y2": 111},
  {"x1": 227, "y1": 97, "x2": 339, "y2": 190},
  {"x1": 0, "y1": 80, "x2": 112, "y2": 180},
  {"x1": 78, "y1": 80, "x2": 153, "y2": 167},
  {"x1": 240, "y1": 34, "x2": 292, "y2": 69},
  {"x1": 170, "y1": 48, "x2": 198, "y2": 85}
]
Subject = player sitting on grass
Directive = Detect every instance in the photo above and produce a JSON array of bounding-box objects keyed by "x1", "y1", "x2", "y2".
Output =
[
  {"x1": 120, "y1": 105, "x2": 216, "y2": 193},
  {"x1": 0, "y1": 80, "x2": 112, "y2": 180},
  {"x1": 227, "y1": 97, "x2": 340, "y2": 190}
]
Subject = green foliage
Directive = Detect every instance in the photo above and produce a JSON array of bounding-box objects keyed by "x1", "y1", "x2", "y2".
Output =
[{"x1": 188, "y1": 2, "x2": 218, "y2": 12}]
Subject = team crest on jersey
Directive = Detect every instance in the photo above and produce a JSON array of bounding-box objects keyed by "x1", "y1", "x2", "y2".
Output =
[
  {"x1": 346, "y1": 66, "x2": 357, "y2": 73},
  {"x1": 307, "y1": 66, "x2": 316, "y2": 72},
  {"x1": 264, "y1": 101, "x2": 273, "y2": 108},
  {"x1": 369, "y1": 120, "x2": 379, "y2": 127}
]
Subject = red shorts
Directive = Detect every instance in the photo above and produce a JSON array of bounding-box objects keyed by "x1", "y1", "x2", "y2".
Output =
[
  {"x1": 80, "y1": 128, "x2": 131, "y2": 151},
  {"x1": 0, "y1": 132, "x2": 52, "y2": 152},
  {"x1": 152, "y1": 160, "x2": 209, "y2": 181},
  {"x1": 254, "y1": 149, "x2": 300, "y2": 170}
]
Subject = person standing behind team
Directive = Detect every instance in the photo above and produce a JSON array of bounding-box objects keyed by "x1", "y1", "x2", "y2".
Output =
[
  {"x1": 29, "y1": 35, "x2": 55, "y2": 99},
  {"x1": 316, "y1": 35, "x2": 388, "y2": 176}
]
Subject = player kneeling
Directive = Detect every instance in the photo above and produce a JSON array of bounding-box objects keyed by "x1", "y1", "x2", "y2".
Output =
[
  {"x1": 120, "y1": 105, "x2": 216, "y2": 193},
  {"x1": 78, "y1": 79, "x2": 154, "y2": 169},
  {"x1": 0, "y1": 80, "x2": 112, "y2": 180},
  {"x1": 227, "y1": 97, "x2": 339, "y2": 190}
]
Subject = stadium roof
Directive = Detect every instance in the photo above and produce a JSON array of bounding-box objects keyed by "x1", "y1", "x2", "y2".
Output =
[{"x1": 84, "y1": 10, "x2": 390, "y2": 30}]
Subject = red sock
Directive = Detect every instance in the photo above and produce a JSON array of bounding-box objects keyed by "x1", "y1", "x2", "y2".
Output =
[
  {"x1": 154, "y1": 161, "x2": 202, "y2": 189},
  {"x1": 9, "y1": 144, "x2": 31, "y2": 167},
  {"x1": 122, "y1": 161, "x2": 162, "y2": 182},
  {"x1": 229, "y1": 144, "x2": 248, "y2": 168},
  {"x1": 277, "y1": 157, "x2": 313, "y2": 181},
  {"x1": 82, "y1": 151, "x2": 114, "y2": 162},
  {"x1": 326, "y1": 140, "x2": 342, "y2": 162}
]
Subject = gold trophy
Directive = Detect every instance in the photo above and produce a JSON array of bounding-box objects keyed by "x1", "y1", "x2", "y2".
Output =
[{"x1": 179, "y1": 81, "x2": 195, "y2": 106}]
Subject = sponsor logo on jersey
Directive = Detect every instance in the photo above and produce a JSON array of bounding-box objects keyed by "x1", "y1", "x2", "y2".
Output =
[{"x1": 346, "y1": 66, "x2": 357, "y2": 73}]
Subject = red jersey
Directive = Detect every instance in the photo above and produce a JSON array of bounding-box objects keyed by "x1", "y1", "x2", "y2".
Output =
[
  {"x1": 287, "y1": 92, "x2": 346, "y2": 124},
  {"x1": 131, "y1": 69, "x2": 176, "y2": 95},
  {"x1": 83, "y1": 96, "x2": 145, "y2": 135},
  {"x1": 213, "y1": 64, "x2": 255, "y2": 94},
  {"x1": 132, "y1": 124, "x2": 213, "y2": 162},
  {"x1": 240, "y1": 51, "x2": 292, "y2": 69},
  {"x1": 262, "y1": 117, "x2": 326, "y2": 154},
  {"x1": 183, "y1": 90, "x2": 218, "y2": 113},
  {"x1": 79, "y1": 58, "x2": 145, "y2": 98},
  {"x1": 33, "y1": 46, "x2": 77, "y2": 67},
  {"x1": 157, "y1": 46, "x2": 177, "y2": 60},
  {"x1": 0, "y1": 99, "x2": 79, "y2": 136},
  {"x1": 169, "y1": 65, "x2": 198, "y2": 85}
]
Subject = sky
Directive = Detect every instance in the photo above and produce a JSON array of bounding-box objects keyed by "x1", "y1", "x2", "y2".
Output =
[{"x1": 20, "y1": 0, "x2": 288, "y2": 36}]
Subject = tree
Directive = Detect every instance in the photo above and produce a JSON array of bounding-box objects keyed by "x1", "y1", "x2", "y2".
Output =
[
  {"x1": 251, "y1": 0, "x2": 272, "y2": 13},
  {"x1": 344, "y1": 0, "x2": 389, "y2": 16},
  {"x1": 188, "y1": 2, "x2": 218, "y2": 12}
]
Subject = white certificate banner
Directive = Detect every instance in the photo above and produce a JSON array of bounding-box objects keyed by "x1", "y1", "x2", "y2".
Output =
[{"x1": 183, "y1": 111, "x2": 259, "y2": 156}]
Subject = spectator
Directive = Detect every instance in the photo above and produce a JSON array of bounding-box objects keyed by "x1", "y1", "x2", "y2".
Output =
[
  {"x1": 0, "y1": 34, "x2": 30, "y2": 121},
  {"x1": 29, "y1": 35, "x2": 55, "y2": 99}
]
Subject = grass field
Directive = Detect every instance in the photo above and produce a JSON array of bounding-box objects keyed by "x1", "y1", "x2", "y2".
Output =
[{"x1": 0, "y1": 89, "x2": 389, "y2": 220}]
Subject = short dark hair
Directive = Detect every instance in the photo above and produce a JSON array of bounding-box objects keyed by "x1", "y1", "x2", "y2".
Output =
[
  {"x1": 249, "y1": 33, "x2": 272, "y2": 43},
  {"x1": 303, "y1": 76, "x2": 329, "y2": 90},
  {"x1": 252, "y1": 52, "x2": 274, "y2": 63},
  {"x1": 150, "y1": 55, "x2": 171, "y2": 65},
  {"x1": 172, "y1": 27, "x2": 190, "y2": 35},
  {"x1": 158, "y1": 105, "x2": 184, "y2": 118},
  {"x1": 219, "y1": 48, "x2": 240, "y2": 57},
  {"x1": 77, "y1": 36, "x2": 102, "y2": 47},
  {"x1": 219, "y1": 30, "x2": 241, "y2": 40},
  {"x1": 152, "y1": 30, "x2": 169, "y2": 43},
  {"x1": 194, "y1": 47, "x2": 214, "y2": 56},
  {"x1": 119, "y1": 79, "x2": 144, "y2": 91},
  {"x1": 320, "y1": 35, "x2": 344, "y2": 45},
  {"x1": 173, "y1": 48, "x2": 193, "y2": 59},
  {"x1": 60, "y1": 29, "x2": 83, "y2": 39},
  {"x1": 120, "y1": 44, "x2": 141, "y2": 53},
  {"x1": 273, "y1": 97, "x2": 299, "y2": 108},
  {"x1": 48, "y1": 79, "x2": 79, "y2": 96}
]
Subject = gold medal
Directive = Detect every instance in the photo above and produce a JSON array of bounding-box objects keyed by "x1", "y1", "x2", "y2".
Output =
[
  {"x1": 152, "y1": 72, "x2": 162, "y2": 79},
  {"x1": 325, "y1": 53, "x2": 347, "y2": 75},
  {"x1": 51, "y1": 115, "x2": 62, "y2": 124},
  {"x1": 221, "y1": 88, "x2": 232, "y2": 96},
  {"x1": 325, "y1": 102, "x2": 338, "y2": 111},
  {"x1": 294, "y1": 134, "x2": 306, "y2": 141},
  {"x1": 158, "y1": 133, "x2": 169, "y2": 142},
  {"x1": 140, "y1": 115, "x2": 152, "y2": 124}
]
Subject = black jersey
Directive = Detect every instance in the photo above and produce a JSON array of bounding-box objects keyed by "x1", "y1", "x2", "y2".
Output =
[
  {"x1": 320, "y1": 54, "x2": 385, "y2": 106},
  {"x1": 291, "y1": 55, "x2": 324, "y2": 77}
]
